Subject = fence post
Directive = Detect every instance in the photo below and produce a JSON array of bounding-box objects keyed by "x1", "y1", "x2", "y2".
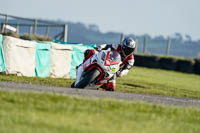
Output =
[
  {"x1": 45, "y1": 25, "x2": 50, "y2": 37},
  {"x1": 5, "y1": 14, "x2": 8, "y2": 24},
  {"x1": 143, "y1": 36, "x2": 147, "y2": 53},
  {"x1": 1, "y1": 23, "x2": 4, "y2": 32},
  {"x1": 120, "y1": 33, "x2": 124, "y2": 45},
  {"x1": 16, "y1": 23, "x2": 19, "y2": 34},
  {"x1": 4, "y1": 14, "x2": 8, "y2": 32},
  {"x1": 166, "y1": 38, "x2": 171, "y2": 55},
  {"x1": 63, "y1": 24, "x2": 68, "y2": 42},
  {"x1": 1, "y1": 24, "x2": 6, "y2": 32},
  {"x1": 34, "y1": 19, "x2": 37, "y2": 35},
  {"x1": 29, "y1": 26, "x2": 33, "y2": 35},
  {"x1": 135, "y1": 39, "x2": 138, "y2": 54}
]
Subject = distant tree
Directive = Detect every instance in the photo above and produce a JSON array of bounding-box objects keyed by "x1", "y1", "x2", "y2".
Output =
[
  {"x1": 143, "y1": 34, "x2": 152, "y2": 40},
  {"x1": 88, "y1": 24, "x2": 100, "y2": 32},
  {"x1": 174, "y1": 32, "x2": 183, "y2": 41},
  {"x1": 153, "y1": 35, "x2": 165, "y2": 41},
  {"x1": 196, "y1": 40, "x2": 200, "y2": 44},
  {"x1": 185, "y1": 34, "x2": 192, "y2": 42}
]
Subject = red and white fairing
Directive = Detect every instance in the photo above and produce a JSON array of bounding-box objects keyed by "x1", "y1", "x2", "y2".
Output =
[{"x1": 74, "y1": 49, "x2": 121, "y2": 89}]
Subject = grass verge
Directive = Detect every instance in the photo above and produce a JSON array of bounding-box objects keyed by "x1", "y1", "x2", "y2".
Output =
[
  {"x1": 0, "y1": 90, "x2": 200, "y2": 133},
  {"x1": 116, "y1": 67, "x2": 200, "y2": 98},
  {"x1": 0, "y1": 66, "x2": 200, "y2": 98}
]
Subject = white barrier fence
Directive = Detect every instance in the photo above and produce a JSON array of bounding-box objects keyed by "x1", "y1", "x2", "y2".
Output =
[
  {"x1": 1, "y1": 35, "x2": 72, "y2": 78},
  {"x1": 50, "y1": 42, "x2": 72, "y2": 78}
]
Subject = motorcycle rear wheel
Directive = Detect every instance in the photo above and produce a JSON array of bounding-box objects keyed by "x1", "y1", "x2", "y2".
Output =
[{"x1": 73, "y1": 69, "x2": 101, "y2": 88}]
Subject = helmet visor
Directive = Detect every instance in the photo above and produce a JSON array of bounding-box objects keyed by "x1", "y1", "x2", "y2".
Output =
[{"x1": 122, "y1": 46, "x2": 134, "y2": 56}]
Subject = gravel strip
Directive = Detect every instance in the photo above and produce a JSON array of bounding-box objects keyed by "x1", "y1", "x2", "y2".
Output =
[{"x1": 0, "y1": 81, "x2": 200, "y2": 107}]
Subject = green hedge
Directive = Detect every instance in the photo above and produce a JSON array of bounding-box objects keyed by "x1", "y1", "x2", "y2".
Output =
[
  {"x1": 176, "y1": 59, "x2": 195, "y2": 73},
  {"x1": 134, "y1": 55, "x2": 160, "y2": 68},
  {"x1": 159, "y1": 57, "x2": 177, "y2": 70},
  {"x1": 134, "y1": 54, "x2": 199, "y2": 75},
  {"x1": 194, "y1": 59, "x2": 200, "y2": 74}
]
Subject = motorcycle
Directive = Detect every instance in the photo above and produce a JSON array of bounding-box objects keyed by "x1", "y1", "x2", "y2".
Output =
[{"x1": 71, "y1": 49, "x2": 121, "y2": 90}]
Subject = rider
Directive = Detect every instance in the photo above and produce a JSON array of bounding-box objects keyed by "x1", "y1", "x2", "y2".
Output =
[{"x1": 83, "y1": 37, "x2": 136, "y2": 91}]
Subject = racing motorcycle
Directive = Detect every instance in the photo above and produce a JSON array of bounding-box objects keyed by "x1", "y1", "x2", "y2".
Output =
[{"x1": 71, "y1": 49, "x2": 121, "y2": 90}]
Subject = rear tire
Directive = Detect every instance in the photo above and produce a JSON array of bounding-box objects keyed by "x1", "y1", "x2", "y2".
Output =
[{"x1": 74, "y1": 69, "x2": 101, "y2": 88}]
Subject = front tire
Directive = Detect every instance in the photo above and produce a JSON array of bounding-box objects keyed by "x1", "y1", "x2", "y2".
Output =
[
  {"x1": 74, "y1": 69, "x2": 101, "y2": 88},
  {"x1": 71, "y1": 82, "x2": 75, "y2": 88}
]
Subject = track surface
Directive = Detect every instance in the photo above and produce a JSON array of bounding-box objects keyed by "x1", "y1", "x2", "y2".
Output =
[{"x1": 0, "y1": 81, "x2": 200, "y2": 107}]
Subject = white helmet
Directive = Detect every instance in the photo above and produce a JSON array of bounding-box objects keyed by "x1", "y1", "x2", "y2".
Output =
[{"x1": 121, "y1": 37, "x2": 136, "y2": 56}]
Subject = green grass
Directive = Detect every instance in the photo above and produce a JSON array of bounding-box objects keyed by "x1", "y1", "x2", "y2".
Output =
[
  {"x1": 0, "y1": 66, "x2": 200, "y2": 98},
  {"x1": 0, "y1": 74, "x2": 74, "y2": 87},
  {"x1": 116, "y1": 67, "x2": 200, "y2": 98},
  {"x1": 0, "y1": 90, "x2": 200, "y2": 133}
]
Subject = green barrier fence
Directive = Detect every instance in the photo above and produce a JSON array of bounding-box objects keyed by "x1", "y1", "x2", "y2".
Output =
[
  {"x1": 0, "y1": 37, "x2": 95, "y2": 78},
  {"x1": 35, "y1": 42, "x2": 51, "y2": 77},
  {"x1": 0, "y1": 34, "x2": 5, "y2": 72},
  {"x1": 70, "y1": 44, "x2": 95, "y2": 78}
]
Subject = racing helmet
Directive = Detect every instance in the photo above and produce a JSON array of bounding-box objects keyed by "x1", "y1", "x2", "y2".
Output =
[{"x1": 121, "y1": 37, "x2": 136, "y2": 56}]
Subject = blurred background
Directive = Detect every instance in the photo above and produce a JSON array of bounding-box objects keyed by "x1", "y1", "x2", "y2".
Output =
[{"x1": 0, "y1": 0, "x2": 199, "y2": 58}]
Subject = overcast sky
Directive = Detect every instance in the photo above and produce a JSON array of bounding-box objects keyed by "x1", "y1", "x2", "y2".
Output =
[{"x1": 0, "y1": 0, "x2": 200, "y2": 40}]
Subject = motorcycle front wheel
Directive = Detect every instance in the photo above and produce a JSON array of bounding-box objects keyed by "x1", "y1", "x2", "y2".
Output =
[{"x1": 73, "y1": 69, "x2": 101, "y2": 88}]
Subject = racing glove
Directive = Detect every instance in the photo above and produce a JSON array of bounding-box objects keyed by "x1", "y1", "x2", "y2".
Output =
[{"x1": 116, "y1": 69, "x2": 129, "y2": 77}]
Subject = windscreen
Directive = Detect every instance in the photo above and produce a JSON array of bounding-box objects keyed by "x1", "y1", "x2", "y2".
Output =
[{"x1": 109, "y1": 51, "x2": 121, "y2": 64}]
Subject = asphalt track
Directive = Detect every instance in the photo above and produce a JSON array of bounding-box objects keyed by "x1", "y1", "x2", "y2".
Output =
[{"x1": 0, "y1": 81, "x2": 200, "y2": 107}]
